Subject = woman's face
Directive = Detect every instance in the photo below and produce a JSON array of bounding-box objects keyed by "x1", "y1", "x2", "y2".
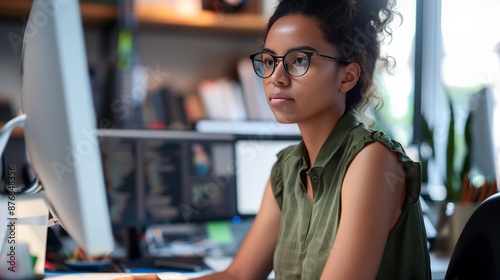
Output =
[{"x1": 263, "y1": 14, "x2": 347, "y2": 125}]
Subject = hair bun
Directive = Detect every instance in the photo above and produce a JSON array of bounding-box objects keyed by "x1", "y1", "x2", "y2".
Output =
[{"x1": 355, "y1": 0, "x2": 397, "y2": 33}]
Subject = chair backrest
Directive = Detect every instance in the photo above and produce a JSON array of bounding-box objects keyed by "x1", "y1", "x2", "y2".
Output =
[{"x1": 445, "y1": 192, "x2": 500, "y2": 280}]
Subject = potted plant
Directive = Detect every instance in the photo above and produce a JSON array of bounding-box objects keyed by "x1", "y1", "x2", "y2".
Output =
[{"x1": 430, "y1": 90, "x2": 498, "y2": 255}]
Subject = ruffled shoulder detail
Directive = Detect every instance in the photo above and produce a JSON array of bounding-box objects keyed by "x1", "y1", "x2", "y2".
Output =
[{"x1": 345, "y1": 127, "x2": 422, "y2": 206}]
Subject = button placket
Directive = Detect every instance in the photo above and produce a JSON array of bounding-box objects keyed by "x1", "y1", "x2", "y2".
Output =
[{"x1": 308, "y1": 169, "x2": 321, "y2": 201}]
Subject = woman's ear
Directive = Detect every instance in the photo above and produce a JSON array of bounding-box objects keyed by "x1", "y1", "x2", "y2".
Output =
[{"x1": 339, "y1": 62, "x2": 361, "y2": 93}]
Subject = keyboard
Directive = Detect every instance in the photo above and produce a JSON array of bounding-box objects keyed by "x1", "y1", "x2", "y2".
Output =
[{"x1": 112, "y1": 256, "x2": 211, "y2": 272}]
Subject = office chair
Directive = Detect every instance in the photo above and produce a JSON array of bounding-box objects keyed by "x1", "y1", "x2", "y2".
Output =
[{"x1": 445, "y1": 192, "x2": 500, "y2": 280}]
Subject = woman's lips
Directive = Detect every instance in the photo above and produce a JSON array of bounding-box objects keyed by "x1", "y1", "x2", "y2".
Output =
[
  {"x1": 269, "y1": 93, "x2": 293, "y2": 106},
  {"x1": 269, "y1": 97, "x2": 293, "y2": 106}
]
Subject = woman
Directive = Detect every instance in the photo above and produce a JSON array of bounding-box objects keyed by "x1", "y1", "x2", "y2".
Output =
[{"x1": 125, "y1": 0, "x2": 431, "y2": 279}]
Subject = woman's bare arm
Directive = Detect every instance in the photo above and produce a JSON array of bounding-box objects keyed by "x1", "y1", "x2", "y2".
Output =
[
  {"x1": 194, "y1": 179, "x2": 281, "y2": 280},
  {"x1": 320, "y1": 142, "x2": 406, "y2": 280}
]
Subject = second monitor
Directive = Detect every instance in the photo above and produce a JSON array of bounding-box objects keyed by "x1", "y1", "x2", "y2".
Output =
[
  {"x1": 98, "y1": 129, "x2": 238, "y2": 227},
  {"x1": 98, "y1": 130, "x2": 301, "y2": 228}
]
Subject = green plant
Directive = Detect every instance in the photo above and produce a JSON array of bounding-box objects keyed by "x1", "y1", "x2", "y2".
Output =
[
  {"x1": 445, "y1": 97, "x2": 461, "y2": 201},
  {"x1": 460, "y1": 112, "x2": 472, "y2": 190}
]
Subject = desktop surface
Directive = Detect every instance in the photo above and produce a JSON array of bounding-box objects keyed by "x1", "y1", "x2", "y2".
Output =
[
  {"x1": 43, "y1": 255, "x2": 449, "y2": 280},
  {"x1": 44, "y1": 254, "x2": 449, "y2": 280},
  {"x1": 42, "y1": 217, "x2": 450, "y2": 280}
]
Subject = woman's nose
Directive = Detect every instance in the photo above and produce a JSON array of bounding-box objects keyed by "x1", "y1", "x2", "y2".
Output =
[{"x1": 271, "y1": 61, "x2": 290, "y2": 85}]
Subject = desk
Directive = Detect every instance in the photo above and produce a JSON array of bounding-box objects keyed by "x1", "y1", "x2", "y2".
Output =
[
  {"x1": 42, "y1": 217, "x2": 449, "y2": 280},
  {"x1": 43, "y1": 254, "x2": 448, "y2": 280}
]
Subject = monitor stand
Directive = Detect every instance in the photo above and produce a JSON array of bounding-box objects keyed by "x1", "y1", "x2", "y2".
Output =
[{"x1": 0, "y1": 115, "x2": 26, "y2": 160}]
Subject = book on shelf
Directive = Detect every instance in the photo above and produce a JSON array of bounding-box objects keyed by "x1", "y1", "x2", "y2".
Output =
[
  {"x1": 142, "y1": 87, "x2": 190, "y2": 130},
  {"x1": 197, "y1": 78, "x2": 248, "y2": 121},
  {"x1": 162, "y1": 87, "x2": 190, "y2": 129}
]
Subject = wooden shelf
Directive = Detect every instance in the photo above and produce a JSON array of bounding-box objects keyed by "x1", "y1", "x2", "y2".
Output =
[
  {"x1": 0, "y1": 0, "x2": 117, "y2": 26},
  {"x1": 0, "y1": 1, "x2": 267, "y2": 35},
  {"x1": 136, "y1": 5, "x2": 267, "y2": 35}
]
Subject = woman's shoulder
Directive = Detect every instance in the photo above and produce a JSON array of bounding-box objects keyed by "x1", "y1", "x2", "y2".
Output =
[
  {"x1": 348, "y1": 124, "x2": 408, "y2": 158},
  {"x1": 347, "y1": 124, "x2": 422, "y2": 204}
]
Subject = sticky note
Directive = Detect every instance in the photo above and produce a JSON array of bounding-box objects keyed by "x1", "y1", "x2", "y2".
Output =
[{"x1": 206, "y1": 221, "x2": 233, "y2": 245}]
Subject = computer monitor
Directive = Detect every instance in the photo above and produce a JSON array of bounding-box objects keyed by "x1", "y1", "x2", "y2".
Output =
[
  {"x1": 98, "y1": 129, "x2": 239, "y2": 227},
  {"x1": 20, "y1": 0, "x2": 114, "y2": 257},
  {"x1": 467, "y1": 87, "x2": 497, "y2": 185},
  {"x1": 97, "y1": 131, "x2": 298, "y2": 259}
]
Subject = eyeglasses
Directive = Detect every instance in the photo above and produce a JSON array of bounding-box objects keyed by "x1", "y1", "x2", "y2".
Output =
[{"x1": 249, "y1": 50, "x2": 350, "y2": 79}]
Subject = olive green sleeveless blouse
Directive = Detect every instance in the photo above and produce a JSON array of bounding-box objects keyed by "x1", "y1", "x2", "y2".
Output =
[{"x1": 270, "y1": 110, "x2": 431, "y2": 279}]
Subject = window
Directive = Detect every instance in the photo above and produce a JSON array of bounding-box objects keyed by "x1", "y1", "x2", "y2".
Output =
[
  {"x1": 377, "y1": 0, "x2": 417, "y2": 147},
  {"x1": 441, "y1": 0, "x2": 500, "y2": 184}
]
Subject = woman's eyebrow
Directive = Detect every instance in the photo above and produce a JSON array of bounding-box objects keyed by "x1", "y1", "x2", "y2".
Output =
[
  {"x1": 262, "y1": 46, "x2": 318, "y2": 54},
  {"x1": 262, "y1": 48, "x2": 275, "y2": 54},
  {"x1": 289, "y1": 46, "x2": 317, "y2": 52}
]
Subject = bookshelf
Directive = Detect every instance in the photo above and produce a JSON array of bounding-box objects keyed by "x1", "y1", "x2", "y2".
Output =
[{"x1": 0, "y1": 0, "x2": 271, "y2": 130}]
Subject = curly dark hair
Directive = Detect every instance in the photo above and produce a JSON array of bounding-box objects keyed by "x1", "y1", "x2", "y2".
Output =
[{"x1": 263, "y1": 0, "x2": 400, "y2": 125}]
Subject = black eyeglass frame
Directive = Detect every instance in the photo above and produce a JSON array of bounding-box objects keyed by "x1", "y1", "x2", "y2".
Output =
[{"x1": 249, "y1": 50, "x2": 350, "y2": 78}]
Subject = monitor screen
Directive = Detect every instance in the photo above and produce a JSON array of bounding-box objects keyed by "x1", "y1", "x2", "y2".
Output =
[
  {"x1": 235, "y1": 138, "x2": 300, "y2": 216},
  {"x1": 467, "y1": 87, "x2": 497, "y2": 184},
  {"x1": 20, "y1": 0, "x2": 114, "y2": 257},
  {"x1": 98, "y1": 129, "x2": 239, "y2": 227}
]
